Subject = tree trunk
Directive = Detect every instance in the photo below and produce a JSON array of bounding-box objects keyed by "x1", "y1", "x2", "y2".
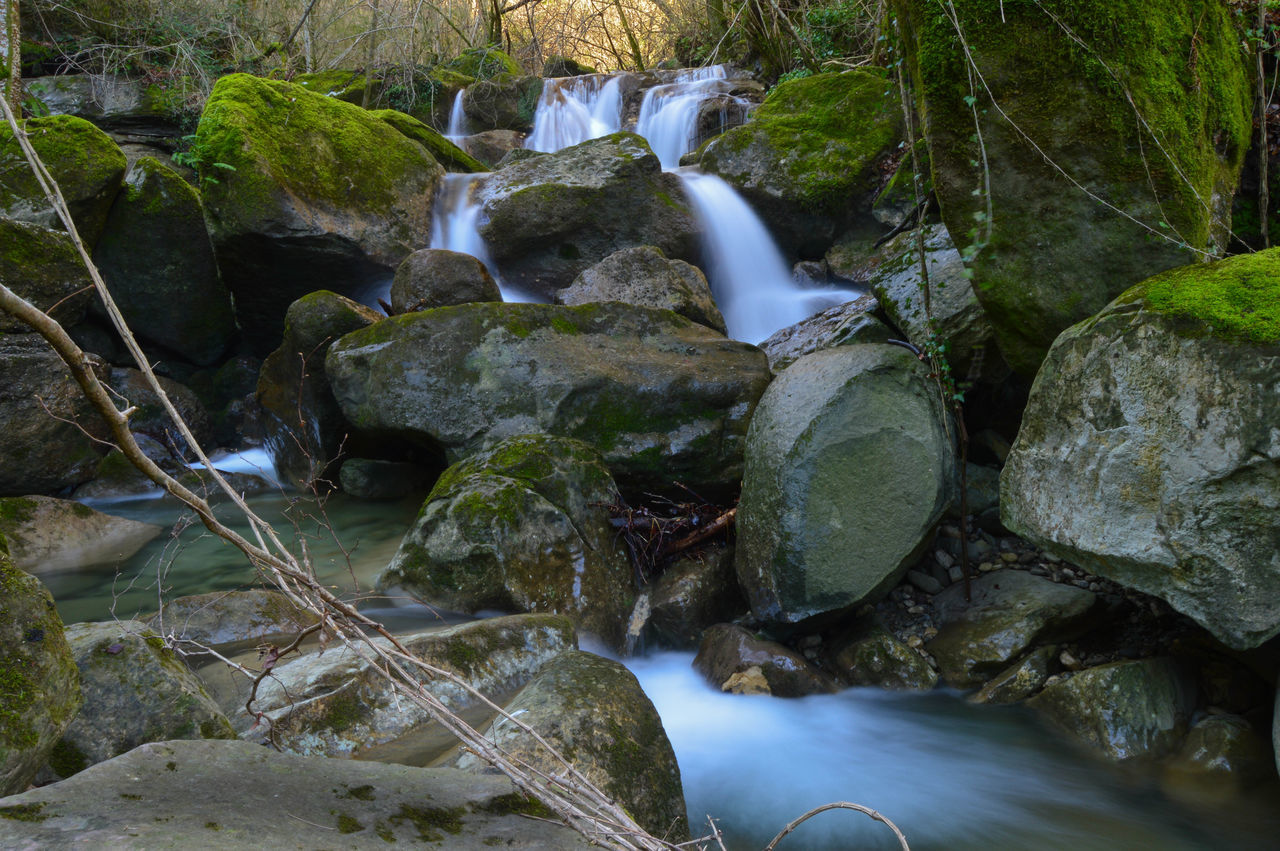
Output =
[{"x1": 1, "y1": 0, "x2": 20, "y2": 115}]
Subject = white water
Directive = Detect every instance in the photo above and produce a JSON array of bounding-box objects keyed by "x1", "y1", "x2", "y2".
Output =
[
  {"x1": 188, "y1": 447, "x2": 285, "y2": 490},
  {"x1": 525, "y1": 74, "x2": 624, "y2": 152},
  {"x1": 428, "y1": 173, "x2": 535, "y2": 303},
  {"x1": 635, "y1": 66, "x2": 730, "y2": 168},
  {"x1": 445, "y1": 91, "x2": 467, "y2": 140}
]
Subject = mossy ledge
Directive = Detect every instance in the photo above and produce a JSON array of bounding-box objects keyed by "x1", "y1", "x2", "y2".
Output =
[{"x1": 1124, "y1": 250, "x2": 1280, "y2": 346}]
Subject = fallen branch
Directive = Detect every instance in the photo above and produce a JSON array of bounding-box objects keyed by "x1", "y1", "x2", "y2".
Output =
[{"x1": 763, "y1": 801, "x2": 910, "y2": 851}]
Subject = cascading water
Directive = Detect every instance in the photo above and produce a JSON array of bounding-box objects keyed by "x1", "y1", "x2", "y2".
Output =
[
  {"x1": 445, "y1": 91, "x2": 467, "y2": 140},
  {"x1": 429, "y1": 173, "x2": 534, "y2": 303},
  {"x1": 635, "y1": 65, "x2": 734, "y2": 168},
  {"x1": 525, "y1": 74, "x2": 623, "y2": 152}
]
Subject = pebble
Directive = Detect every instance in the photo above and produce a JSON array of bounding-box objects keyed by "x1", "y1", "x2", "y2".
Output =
[
  {"x1": 906, "y1": 635, "x2": 924, "y2": 649},
  {"x1": 1089, "y1": 582, "x2": 1101, "y2": 592},
  {"x1": 935, "y1": 549, "x2": 955, "y2": 569},
  {"x1": 802, "y1": 648, "x2": 818, "y2": 661},
  {"x1": 1000, "y1": 551, "x2": 1019, "y2": 564},
  {"x1": 907, "y1": 605, "x2": 925, "y2": 615},
  {"x1": 948, "y1": 566, "x2": 963, "y2": 583},
  {"x1": 907, "y1": 569, "x2": 944, "y2": 596},
  {"x1": 977, "y1": 561, "x2": 998, "y2": 572},
  {"x1": 1044, "y1": 552, "x2": 1062, "y2": 563},
  {"x1": 1018, "y1": 551, "x2": 1037, "y2": 564},
  {"x1": 922, "y1": 626, "x2": 938, "y2": 640},
  {"x1": 1030, "y1": 565, "x2": 1048, "y2": 576},
  {"x1": 1073, "y1": 579, "x2": 1090, "y2": 589},
  {"x1": 1060, "y1": 650, "x2": 1082, "y2": 670}
]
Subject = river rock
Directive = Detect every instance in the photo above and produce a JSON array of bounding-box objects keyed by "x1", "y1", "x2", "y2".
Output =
[
  {"x1": 145, "y1": 589, "x2": 321, "y2": 650},
  {"x1": 891, "y1": 0, "x2": 1252, "y2": 374},
  {"x1": 927, "y1": 570, "x2": 1100, "y2": 689},
  {"x1": 41, "y1": 620, "x2": 235, "y2": 780},
  {"x1": 243, "y1": 614, "x2": 575, "y2": 757},
  {"x1": 697, "y1": 69, "x2": 902, "y2": 255},
  {"x1": 736, "y1": 345, "x2": 954, "y2": 625},
  {"x1": 1027, "y1": 658, "x2": 1194, "y2": 761},
  {"x1": 0, "y1": 114, "x2": 126, "y2": 248},
  {"x1": 380, "y1": 435, "x2": 633, "y2": 649},
  {"x1": 1166, "y1": 714, "x2": 1275, "y2": 787},
  {"x1": 461, "y1": 128, "x2": 526, "y2": 167},
  {"x1": 543, "y1": 55, "x2": 596, "y2": 77},
  {"x1": 326, "y1": 302, "x2": 771, "y2": 495},
  {"x1": 476, "y1": 132, "x2": 698, "y2": 297},
  {"x1": 25, "y1": 74, "x2": 188, "y2": 138},
  {"x1": 970, "y1": 645, "x2": 1058, "y2": 705},
  {"x1": 0, "y1": 541, "x2": 81, "y2": 796},
  {"x1": 92, "y1": 157, "x2": 236, "y2": 366},
  {"x1": 451, "y1": 650, "x2": 688, "y2": 839},
  {"x1": 1001, "y1": 250, "x2": 1280, "y2": 649},
  {"x1": 0, "y1": 219, "x2": 93, "y2": 334},
  {"x1": 108, "y1": 366, "x2": 213, "y2": 460},
  {"x1": 647, "y1": 544, "x2": 746, "y2": 649},
  {"x1": 338, "y1": 458, "x2": 430, "y2": 500},
  {"x1": 555, "y1": 245, "x2": 726, "y2": 334},
  {"x1": 195, "y1": 73, "x2": 443, "y2": 352},
  {"x1": 462, "y1": 75, "x2": 544, "y2": 132},
  {"x1": 692, "y1": 623, "x2": 836, "y2": 697},
  {"x1": 370, "y1": 108, "x2": 488, "y2": 173},
  {"x1": 0, "y1": 495, "x2": 160, "y2": 573},
  {"x1": 826, "y1": 623, "x2": 938, "y2": 691},
  {"x1": 390, "y1": 248, "x2": 501, "y2": 313},
  {"x1": 756, "y1": 294, "x2": 891, "y2": 371},
  {"x1": 0, "y1": 739, "x2": 595, "y2": 848}
]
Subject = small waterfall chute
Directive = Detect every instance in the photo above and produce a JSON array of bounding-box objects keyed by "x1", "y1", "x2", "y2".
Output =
[
  {"x1": 635, "y1": 66, "x2": 733, "y2": 168},
  {"x1": 525, "y1": 74, "x2": 624, "y2": 152},
  {"x1": 429, "y1": 173, "x2": 537, "y2": 303},
  {"x1": 445, "y1": 91, "x2": 467, "y2": 140}
]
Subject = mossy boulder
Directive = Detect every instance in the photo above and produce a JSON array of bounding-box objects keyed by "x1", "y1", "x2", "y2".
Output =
[
  {"x1": 194, "y1": 74, "x2": 443, "y2": 352},
  {"x1": 370, "y1": 109, "x2": 488, "y2": 173},
  {"x1": 451, "y1": 650, "x2": 688, "y2": 840},
  {"x1": 736, "y1": 345, "x2": 954, "y2": 626},
  {"x1": 25, "y1": 74, "x2": 192, "y2": 137},
  {"x1": 41, "y1": 620, "x2": 235, "y2": 781},
  {"x1": 145, "y1": 589, "x2": 321, "y2": 650},
  {"x1": 1166, "y1": 714, "x2": 1276, "y2": 788},
  {"x1": 692, "y1": 623, "x2": 837, "y2": 697},
  {"x1": 0, "y1": 219, "x2": 93, "y2": 334},
  {"x1": 325, "y1": 302, "x2": 771, "y2": 495},
  {"x1": 92, "y1": 157, "x2": 236, "y2": 366},
  {"x1": 826, "y1": 622, "x2": 939, "y2": 691},
  {"x1": 447, "y1": 47, "x2": 523, "y2": 80},
  {"x1": 542, "y1": 55, "x2": 597, "y2": 77},
  {"x1": 892, "y1": 0, "x2": 1253, "y2": 375},
  {"x1": 476, "y1": 132, "x2": 699, "y2": 298},
  {"x1": 461, "y1": 75, "x2": 544, "y2": 133},
  {"x1": 0, "y1": 114, "x2": 126, "y2": 248},
  {"x1": 0, "y1": 550, "x2": 81, "y2": 795},
  {"x1": 291, "y1": 69, "x2": 380, "y2": 105},
  {"x1": 390, "y1": 248, "x2": 501, "y2": 313},
  {"x1": 0, "y1": 495, "x2": 160, "y2": 574},
  {"x1": 380, "y1": 435, "x2": 634, "y2": 649},
  {"x1": 1001, "y1": 250, "x2": 1280, "y2": 649},
  {"x1": 697, "y1": 70, "x2": 902, "y2": 255}
]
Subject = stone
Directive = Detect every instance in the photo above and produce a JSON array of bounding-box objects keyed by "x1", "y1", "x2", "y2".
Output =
[
  {"x1": 326, "y1": 302, "x2": 771, "y2": 496},
  {"x1": 826, "y1": 623, "x2": 938, "y2": 691},
  {"x1": 906, "y1": 569, "x2": 943, "y2": 595},
  {"x1": 25, "y1": 74, "x2": 190, "y2": 138},
  {"x1": 926, "y1": 570, "x2": 1099, "y2": 688},
  {"x1": 462, "y1": 75, "x2": 544, "y2": 133},
  {"x1": 555, "y1": 245, "x2": 726, "y2": 334},
  {"x1": 107, "y1": 366, "x2": 213, "y2": 460},
  {"x1": 460, "y1": 129, "x2": 526, "y2": 167},
  {"x1": 757, "y1": 294, "x2": 891, "y2": 371},
  {"x1": 543, "y1": 55, "x2": 596, "y2": 77},
  {"x1": 969, "y1": 645, "x2": 1058, "y2": 705},
  {"x1": 451, "y1": 650, "x2": 688, "y2": 839},
  {"x1": 0, "y1": 219, "x2": 93, "y2": 334},
  {"x1": 692, "y1": 623, "x2": 836, "y2": 697},
  {"x1": 646, "y1": 544, "x2": 746, "y2": 650},
  {"x1": 145, "y1": 589, "x2": 321, "y2": 650},
  {"x1": 370, "y1": 108, "x2": 488, "y2": 173},
  {"x1": 0, "y1": 495, "x2": 160, "y2": 574},
  {"x1": 736, "y1": 345, "x2": 954, "y2": 625},
  {"x1": 390, "y1": 248, "x2": 501, "y2": 313},
  {"x1": 338, "y1": 458, "x2": 430, "y2": 500},
  {"x1": 1166, "y1": 714, "x2": 1275, "y2": 786},
  {"x1": 1001, "y1": 250, "x2": 1280, "y2": 649}
]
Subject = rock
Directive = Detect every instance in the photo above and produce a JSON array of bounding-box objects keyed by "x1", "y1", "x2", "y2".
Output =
[
  {"x1": 338, "y1": 458, "x2": 430, "y2": 500},
  {"x1": 448, "y1": 46, "x2": 524, "y2": 80},
  {"x1": 1166, "y1": 715, "x2": 1275, "y2": 786},
  {"x1": 0, "y1": 114, "x2": 126, "y2": 248},
  {"x1": 460, "y1": 128, "x2": 526, "y2": 167},
  {"x1": 380, "y1": 435, "x2": 633, "y2": 649},
  {"x1": 0, "y1": 739, "x2": 595, "y2": 848},
  {"x1": 543, "y1": 55, "x2": 596, "y2": 77},
  {"x1": 92, "y1": 157, "x2": 236, "y2": 366},
  {"x1": 692, "y1": 623, "x2": 836, "y2": 697},
  {"x1": 108, "y1": 366, "x2": 213, "y2": 459},
  {"x1": 970, "y1": 645, "x2": 1058, "y2": 705},
  {"x1": 0, "y1": 219, "x2": 93, "y2": 334},
  {"x1": 243, "y1": 614, "x2": 575, "y2": 757},
  {"x1": 736, "y1": 345, "x2": 954, "y2": 625},
  {"x1": 697, "y1": 70, "x2": 902, "y2": 255},
  {"x1": 370, "y1": 108, "x2": 488, "y2": 173},
  {"x1": 195, "y1": 74, "x2": 443, "y2": 352},
  {"x1": 0, "y1": 334, "x2": 109, "y2": 496},
  {"x1": 451, "y1": 650, "x2": 688, "y2": 839},
  {"x1": 1027, "y1": 658, "x2": 1194, "y2": 761},
  {"x1": 906, "y1": 568, "x2": 943, "y2": 595},
  {"x1": 41, "y1": 620, "x2": 234, "y2": 780},
  {"x1": 826, "y1": 623, "x2": 938, "y2": 691},
  {"x1": 24, "y1": 74, "x2": 188, "y2": 138},
  {"x1": 145, "y1": 589, "x2": 321, "y2": 650},
  {"x1": 555, "y1": 245, "x2": 726, "y2": 334},
  {"x1": 477, "y1": 133, "x2": 698, "y2": 298},
  {"x1": 647, "y1": 544, "x2": 746, "y2": 649},
  {"x1": 462, "y1": 75, "x2": 544, "y2": 133},
  {"x1": 257, "y1": 291, "x2": 383, "y2": 489},
  {"x1": 756, "y1": 294, "x2": 890, "y2": 371},
  {"x1": 926, "y1": 570, "x2": 1099, "y2": 688},
  {"x1": 1001, "y1": 250, "x2": 1280, "y2": 649},
  {"x1": 390, "y1": 248, "x2": 501, "y2": 313},
  {"x1": 0, "y1": 542, "x2": 81, "y2": 796},
  {"x1": 326, "y1": 302, "x2": 771, "y2": 495},
  {"x1": 0, "y1": 495, "x2": 160, "y2": 573},
  {"x1": 891, "y1": 0, "x2": 1252, "y2": 374}
]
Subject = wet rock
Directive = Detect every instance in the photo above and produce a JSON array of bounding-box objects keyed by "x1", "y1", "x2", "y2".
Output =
[
  {"x1": 969, "y1": 645, "x2": 1058, "y2": 705},
  {"x1": 647, "y1": 544, "x2": 746, "y2": 650},
  {"x1": 108, "y1": 366, "x2": 213, "y2": 459},
  {"x1": 826, "y1": 623, "x2": 938, "y2": 691},
  {"x1": 390, "y1": 248, "x2": 501, "y2": 313},
  {"x1": 462, "y1": 75, "x2": 544, "y2": 133},
  {"x1": 0, "y1": 495, "x2": 160, "y2": 574},
  {"x1": 145, "y1": 589, "x2": 321, "y2": 650},
  {"x1": 0, "y1": 219, "x2": 93, "y2": 334},
  {"x1": 1166, "y1": 715, "x2": 1275, "y2": 786},
  {"x1": 339, "y1": 458, "x2": 430, "y2": 500},
  {"x1": 756, "y1": 294, "x2": 890, "y2": 372},
  {"x1": 460, "y1": 129, "x2": 526, "y2": 167},
  {"x1": 693, "y1": 623, "x2": 836, "y2": 697}
]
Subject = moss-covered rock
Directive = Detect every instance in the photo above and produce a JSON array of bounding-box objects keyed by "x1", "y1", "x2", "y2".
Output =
[
  {"x1": 194, "y1": 74, "x2": 443, "y2": 353},
  {"x1": 390, "y1": 248, "x2": 501, "y2": 313},
  {"x1": 0, "y1": 494, "x2": 160, "y2": 574},
  {"x1": 446, "y1": 47, "x2": 524, "y2": 81},
  {"x1": 826, "y1": 622, "x2": 938, "y2": 691},
  {"x1": 370, "y1": 108, "x2": 487, "y2": 173},
  {"x1": 892, "y1": 0, "x2": 1253, "y2": 375},
  {"x1": 462, "y1": 75, "x2": 544, "y2": 133},
  {"x1": 291, "y1": 69, "x2": 381, "y2": 106},
  {"x1": 0, "y1": 219, "x2": 93, "y2": 334},
  {"x1": 646, "y1": 544, "x2": 746, "y2": 649},
  {"x1": 1166, "y1": 714, "x2": 1276, "y2": 788},
  {"x1": 145, "y1": 589, "x2": 321, "y2": 650},
  {"x1": 697, "y1": 69, "x2": 902, "y2": 254},
  {"x1": 25, "y1": 74, "x2": 193, "y2": 137},
  {"x1": 0, "y1": 114, "x2": 126, "y2": 248},
  {"x1": 542, "y1": 56, "x2": 597, "y2": 77}
]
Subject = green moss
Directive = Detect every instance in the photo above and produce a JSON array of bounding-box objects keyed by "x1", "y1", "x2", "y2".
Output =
[
  {"x1": 444, "y1": 47, "x2": 523, "y2": 80},
  {"x1": 293, "y1": 70, "x2": 373, "y2": 104},
  {"x1": 389, "y1": 803, "x2": 465, "y2": 841},
  {"x1": 0, "y1": 496, "x2": 38, "y2": 526},
  {"x1": 336, "y1": 812, "x2": 364, "y2": 834},
  {"x1": 204, "y1": 821, "x2": 221, "y2": 830},
  {"x1": 477, "y1": 792, "x2": 554, "y2": 819},
  {"x1": 340, "y1": 784, "x2": 377, "y2": 801},
  {"x1": 119, "y1": 793, "x2": 142, "y2": 801},
  {"x1": 317, "y1": 687, "x2": 370, "y2": 734},
  {"x1": 1134, "y1": 250, "x2": 1280, "y2": 344},
  {"x1": 47, "y1": 737, "x2": 89, "y2": 777},
  {"x1": 0, "y1": 803, "x2": 49, "y2": 822},
  {"x1": 371, "y1": 109, "x2": 487, "y2": 173},
  {"x1": 166, "y1": 760, "x2": 177, "y2": 771},
  {"x1": 375, "y1": 823, "x2": 396, "y2": 842},
  {"x1": 549, "y1": 315, "x2": 581, "y2": 335}
]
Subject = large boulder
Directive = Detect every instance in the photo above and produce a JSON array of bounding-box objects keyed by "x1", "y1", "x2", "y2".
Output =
[
  {"x1": 0, "y1": 219, "x2": 93, "y2": 333},
  {"x1": 462, "y1": 75, "x2": 544, "y2": 133},
  {"x1": 697, "y1": 70, "x2": 902, "y2": 255},
  {"x1": 390, "y1": 248, "x2": 501, "y2": 313},
  {"x1": 0, "y1": 495, "x2": 160, "y2": 574},
  {"x1": 0, "y1": 541, "x2": 81, "y2": 796},
  {"x1": 477, "y1": 133, "x2": 699, "y2": 298},
  {"x1": 326, "y1": 302, "x2": 771, "y2": 495},
  {"x1": 92, "y1": 157, "x2": 237, "y2": 366},
  {"x1": 370, "y1": 108, "x2": 488, "y2": 173},
  {"x1": 380, "y1": 435, "x2": 634, "y2": 649},
  {"x1": 736, "y1": 345, "x2": 954, "y2": 625},
  {"x1": 1001, "y1": 250, "x2": 1280, "y2": 649},
  {"x1": 145, "y1": 589, "x2": 321, "y2": 650},
  {"x1": 891, "y1": 0, "x2": 1253, "y2": 374},
  {"x1": 194, "y1": 74, "x2": 444, "y2": 352},
  {"x1": 451, "y1": 650, "x2": 688, "y2": 840},
  {"x1": 25, "y1": 74, "x2": 190, "y2": 138}
]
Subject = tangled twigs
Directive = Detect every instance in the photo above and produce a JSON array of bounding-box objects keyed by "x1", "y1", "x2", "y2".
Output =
[
  {"x1": 605, "y1": 491, "x2": 733, "y2": 583},
  {"x1": 762, "y1": 801, "x2": 910, "y2": 851}
]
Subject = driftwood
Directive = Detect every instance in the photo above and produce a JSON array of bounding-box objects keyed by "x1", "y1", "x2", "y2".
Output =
[{"x1": 606, "y1": 493, "x2": 735, "y2": 584}]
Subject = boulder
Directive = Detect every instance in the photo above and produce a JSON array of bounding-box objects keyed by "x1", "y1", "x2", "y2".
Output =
[
  {"x1": 447, "y1": 47, "x2": 524, "y2": 80},
  {"x1": 542, "y1": 56, "x2": 596, "y2": 77},
  {"x1": 390, "y1": 248, "x2": 501, "y2": 313},
  {"x1": 756, "y1": 294, "x2": 890, "y2": 371},
  {"x1": 380, "y1": 435, "x2": 633, "y2": 649},
  {"x1": 1166, "y1": 714, "x2": 1276, "y2": 787},
  {"x1": 891, "y1": 0, "x2": 1253, "y2": 374},
  {"x1": 338, "y1": 458, "x2": 430, "y2": 500},
  {"x1": 370, "y1": 108, "x2": 488, "y2": 173},
  {"x1": 0, "y1": 495, "x2": 160, "y2": 574},
  {"x1": 0, "y1": 739, "x2": 595, "y2": 848},
  {"x1": 692, "y1": 623, "x2": 836, "y2": 697},
  {"x1": 1001, "y1": 250, "x2": 1280, "y2": 649},
  {"x1": 736, "y1": 345, "x2": 954, "y2": 625},
  {"x1": 555, "y1": 245, "x2": 726, "y2": 334},
  {"x1": 42, "y1": 620, "x2": 235, "y2": 780},
  {"x1": 0, "y1": 543, "x2": 81, "y2": 795},
  {"x1": 462, "y1": 76, "x2": 544, "y2": 133},
  {"x1": 646, "y1": 544, "x2": 746, "y2": 649},
  {"x1": 145, "y1": 589, "x2": 321, "y2": 650},
  {"x1": 194, "y1": 74, "x2": 443, "y2": 352},
  {"x1": 826, "y1": 623, "x2": 938, "y2": 691},
  {"x1": 0, "y1": 114, "x2": 126, "y2": 248},
  {"x1": 0, "y1": 219, "x2": 93, "y2": 333},
  {"x1": 460, "y1": 128, "x2": 526, "y2": 167},
  {"x1": 970, "y1": 645, "x2": 1058, "y2": 705},
  {"x1": 326, "y1": 302, "x2": 771, "y2": 495},
  {"x1": 92, "y1": 157, "x2": 236, "y2": 366},
  {"x1": 108, "y1": 366, "x2": 213, "y2": 460},
  {"x1": 477, "y1": 133, "x2": 699, "y2": 298},
  {"x1": 25, "y1": 74, "x2": 189, "y2": 138},
  {"x1": 451, "y1": 650, "x2": 688, "y2": 839},
  {"x1": 697, "y1": 70, "x2": 902, "y2": 255},
  {"x1": 1027, "y1": 658, "x2": 1194, "y2": 761}
]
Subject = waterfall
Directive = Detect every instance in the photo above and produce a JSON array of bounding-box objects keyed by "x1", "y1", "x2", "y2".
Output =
[
  {"x1": 525, "y1": 75, "x2": 624, "y2": 152},
  {"x1": 429, "y1": 173, "x2": 535, "y2": 303},
  {"x1": 445, "y1": 91, "x2": 467, "y2": 140},
  {"x1": 635, "y1": 66, "x2": 730, "y2": 168}
]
